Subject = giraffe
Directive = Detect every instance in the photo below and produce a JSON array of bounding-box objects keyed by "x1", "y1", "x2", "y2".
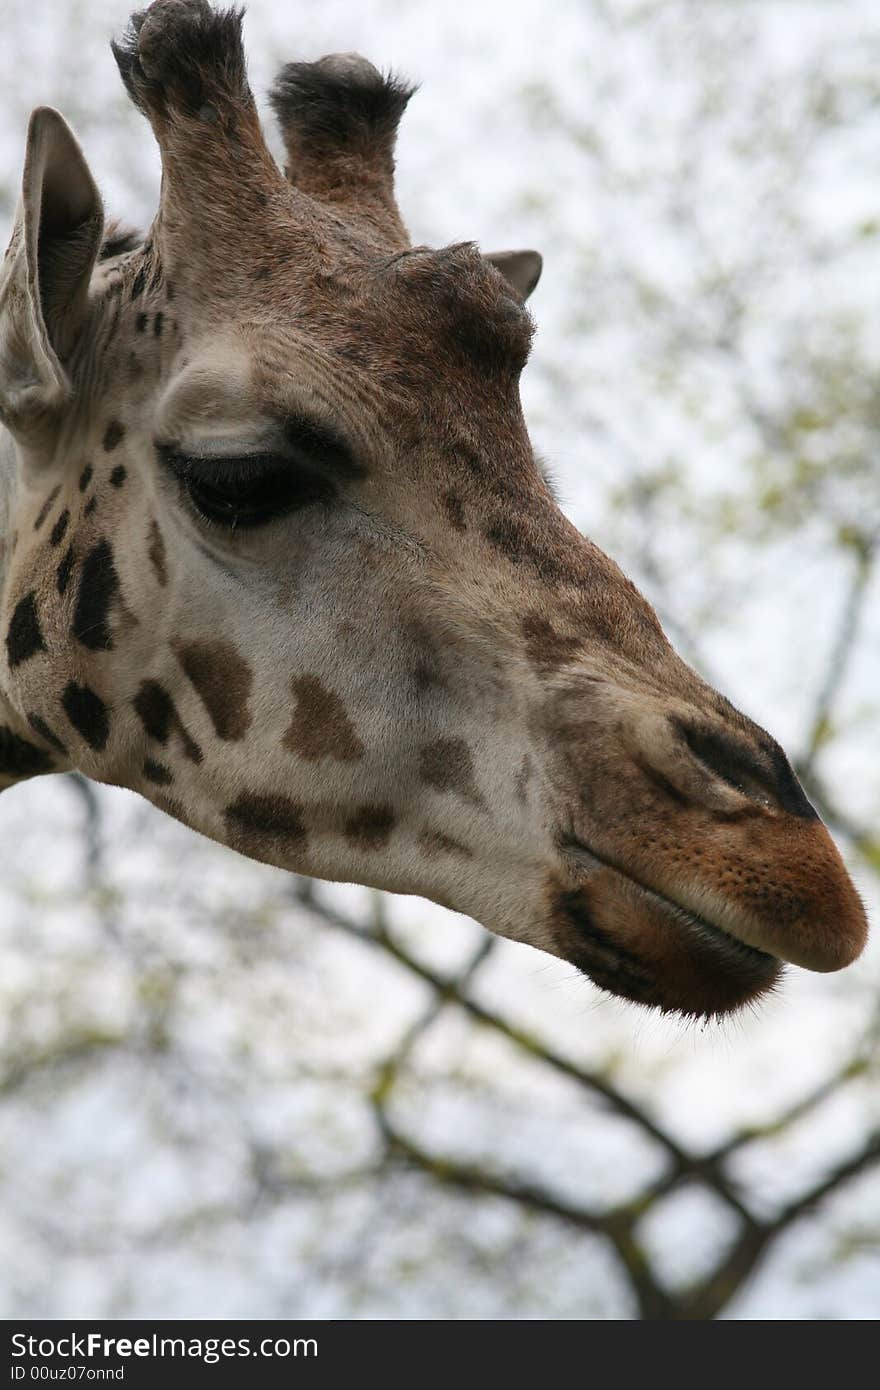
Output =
[{"x1": 0, "y1": 0, "x2": 867, "y2": 1020}]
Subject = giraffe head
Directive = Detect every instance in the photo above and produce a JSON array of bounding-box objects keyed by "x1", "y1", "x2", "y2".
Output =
[{"x1": 0, "y1": 0, "x2": 867, "y2": 1018}]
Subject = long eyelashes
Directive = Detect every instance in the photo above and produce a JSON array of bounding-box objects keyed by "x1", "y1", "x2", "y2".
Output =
[{"x1": 158, "y1": 448, "x2": 334, "y2": 529}]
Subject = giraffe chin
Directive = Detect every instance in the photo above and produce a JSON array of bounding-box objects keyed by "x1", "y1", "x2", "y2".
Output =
[{"x1": 549, "y1": 862, "x2": 782, "y2": 1019}]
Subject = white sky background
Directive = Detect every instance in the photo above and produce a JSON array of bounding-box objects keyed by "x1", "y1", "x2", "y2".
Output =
[{"x1": 0, "y1": 0, "x2": 878, "y2": 1318}]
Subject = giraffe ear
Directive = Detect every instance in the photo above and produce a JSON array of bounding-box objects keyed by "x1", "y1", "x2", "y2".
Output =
[
  {"x1": 0, "y1": 107, "x2": 104, "y2": 426},
  {"x1": 485, "y1": 249, "x2": 543, "y2": 301}
]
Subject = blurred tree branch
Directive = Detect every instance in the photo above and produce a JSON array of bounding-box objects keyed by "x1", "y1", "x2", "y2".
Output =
[{"x1": 288, "y1": 880, "x2": 880, "y2": 1321}]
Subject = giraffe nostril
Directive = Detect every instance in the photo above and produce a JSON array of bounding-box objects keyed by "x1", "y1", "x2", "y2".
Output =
[{"x1": 673, "y1": 717, "x2": 818, "y2": 820}]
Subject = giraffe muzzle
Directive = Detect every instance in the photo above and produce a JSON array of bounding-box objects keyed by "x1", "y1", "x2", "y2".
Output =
[
  {"x1": 550, "y1": 839, "x2": 781, "y2": 1017},
  {"x1": 549, "y1": 816, "x2": 866, "y2": 1017}
]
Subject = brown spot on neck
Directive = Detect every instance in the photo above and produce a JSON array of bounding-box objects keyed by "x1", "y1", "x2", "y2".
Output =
[
  {"x1": 6, "y1": 592, "x2": 46, "y2": 668},
  {"x1": 344, "y1": 804, "x2": 396, "y2": 850},
  {"x1": 49, "y1": 510, "x2": 70, "y2": 547},
  {"x1": 133, "y1": 680, "x2": 202, "y2": 764},
  {"x1": 412, "y1": 660, "x2": 442, "y2": 692},
  {"x1": 417, "y1": 828, "x2": 472, "y2": 859},
  {"x1": 143, "y1": 757, "x2": 173, "y2": 786},
  {"x1": 33, "y1": 486, "x2": 61, "y2": 532},
  {"x1": 405, "y1": 618, "x2": 445, "y2": 691},
  {"x1": 57, "y1": 546, "x2": 75, "y2": 595},
  {"x1": 72, "y1": 538, "x2": 119, "y2": 651},
  {"x1": 521, "y1": 613, "x2": 584, "y2": 673},
  {"x1": 173, "y1": 639, "x2": 253, "y2": 741},
  {"x1": 441, "y1": 490, "x2": 467, "y2": 531},
  {"x1": 419, "y1": 737, "x2": 484, "y2": 806},
  {"x1": 283, "y1": 675, "x2": 364, "y2": 761},
  {"x1": 148, "y1": 518, "x2": 168, "y2": 586},
  {"x1": 224, "y1": 792, "x2": 308, "y2": 862},
  {"x1": 0, "y1": 727, "x2": 54, "y2": 778},
  {"x1": 61, "y1": 682, "x2": 110, "y2": 751},
  {"x1": 103, "y1": 420, "x2": 126, "y2": 452}
]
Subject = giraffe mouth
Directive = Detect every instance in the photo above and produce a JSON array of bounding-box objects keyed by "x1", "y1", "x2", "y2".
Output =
[{"x1": 555, "y1": 838, "x2": 781, "y2": 1017}]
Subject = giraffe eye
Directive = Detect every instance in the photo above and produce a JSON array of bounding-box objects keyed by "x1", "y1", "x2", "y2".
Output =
[{"x1": 159, "y1": 449, "x2": 333, "y2": 529}]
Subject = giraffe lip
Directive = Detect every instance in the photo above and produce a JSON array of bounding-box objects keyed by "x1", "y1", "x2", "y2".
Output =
[{"x1": 560, "y1": 836, "x2": 778, "y2": 973}]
